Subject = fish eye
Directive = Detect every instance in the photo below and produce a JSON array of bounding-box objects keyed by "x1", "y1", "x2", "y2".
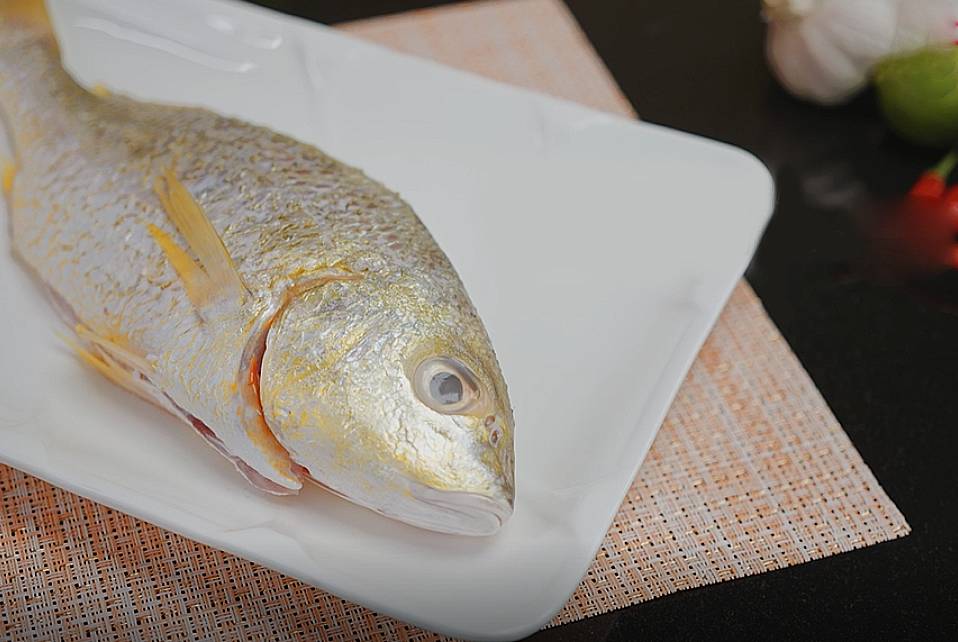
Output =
[
  {"x1": 430, "y1": 371, "x2": 463, "y2": 404},
  {"x1": 414, "y1": 357, "x2": 480, "y2": 414}
]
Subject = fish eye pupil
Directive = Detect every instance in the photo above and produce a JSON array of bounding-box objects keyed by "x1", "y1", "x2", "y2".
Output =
[{"x1": 430, "y1": 371, "x2": 463, "y2": 405}]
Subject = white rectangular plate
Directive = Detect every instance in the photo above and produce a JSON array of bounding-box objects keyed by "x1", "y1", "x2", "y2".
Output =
[{"x1": 0, "y1": 0, "x2": 774, "y2": 639}]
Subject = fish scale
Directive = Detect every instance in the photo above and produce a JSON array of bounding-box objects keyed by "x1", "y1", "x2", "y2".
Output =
[{"x1": 0, "y1": 3, "x2": 515, "y2": 535}]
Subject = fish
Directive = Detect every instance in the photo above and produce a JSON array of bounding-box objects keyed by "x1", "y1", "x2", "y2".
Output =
[{"x1": 0, "y1": 0, "x2": 515, "y2": 536}]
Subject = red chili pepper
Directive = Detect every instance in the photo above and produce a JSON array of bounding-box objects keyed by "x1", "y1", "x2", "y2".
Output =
[
  {"x1": 868, "y1": 149, "x2": 958, "y2": 278},
  {"x1": 908, "y1": 151, "x2": 957, "y2": 199},
  {"x1": 909, "y1": 172, "x2": 947, "y2": 199},
  {"x1": 942, "y1": 185, "x2": 958, "y2": 269}
]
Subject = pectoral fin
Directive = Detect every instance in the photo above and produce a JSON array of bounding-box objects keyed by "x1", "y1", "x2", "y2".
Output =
[
  {"x1": 147, "y1": 224, "x2": 215, "y2": 309},
  {"x1": 152, "y1": 165, "x2": 248, "y2": 308}
]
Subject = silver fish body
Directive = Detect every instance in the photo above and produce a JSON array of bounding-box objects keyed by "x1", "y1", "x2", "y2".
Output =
[{"x1": 0, "y1": 17, "x2": 515, "y2": 535}]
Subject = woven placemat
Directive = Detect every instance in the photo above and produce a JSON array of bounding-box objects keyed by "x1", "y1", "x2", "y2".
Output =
[{"x1": 0, "y1": 1, "x2": 909, "y2": 640}]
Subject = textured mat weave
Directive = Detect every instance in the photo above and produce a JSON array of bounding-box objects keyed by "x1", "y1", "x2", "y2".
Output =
[{"x1": 0, "y1": 1, "x2": 909, "y2": 640}]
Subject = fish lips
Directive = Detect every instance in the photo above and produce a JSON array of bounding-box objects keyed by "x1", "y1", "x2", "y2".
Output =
[{"x1": 407, "y1": 482, "x2": 514, "y2": 536}]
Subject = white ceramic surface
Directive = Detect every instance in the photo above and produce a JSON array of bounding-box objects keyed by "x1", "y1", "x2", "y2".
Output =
[{"x1": 0, "y1": 0, "x2": 774, "y2": 639}]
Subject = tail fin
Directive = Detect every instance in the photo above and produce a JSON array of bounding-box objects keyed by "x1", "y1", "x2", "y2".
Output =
[
  {"x1": 1, "y1": 0, "x2": 57, "y2": 53},
  {"x1": 2, "y1": 0, "x2": 52, "y2": 30}
]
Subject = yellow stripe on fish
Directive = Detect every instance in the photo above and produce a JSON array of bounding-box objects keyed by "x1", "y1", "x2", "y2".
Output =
[{"x1": 2, "y1": 161, "x2": 15, "y2": 195}]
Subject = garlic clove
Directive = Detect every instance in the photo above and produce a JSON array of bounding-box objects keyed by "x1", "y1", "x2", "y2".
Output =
[{"x1": 767, "y1": 0, "x2": 898, "y2": 104}]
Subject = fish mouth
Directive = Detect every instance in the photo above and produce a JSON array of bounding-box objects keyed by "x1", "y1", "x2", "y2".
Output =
[{"x1": 407, "y1": 483, "x2": 514, "y2": 536}]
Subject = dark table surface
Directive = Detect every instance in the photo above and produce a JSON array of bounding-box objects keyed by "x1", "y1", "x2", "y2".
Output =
[{"x1": 252, "y1": 1, "x2": 956, "y2": 639}]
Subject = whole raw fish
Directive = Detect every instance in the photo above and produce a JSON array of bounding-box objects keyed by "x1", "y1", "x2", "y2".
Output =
[{"x1": 0, "y1": 0, "x2": 515, "y2": 535}]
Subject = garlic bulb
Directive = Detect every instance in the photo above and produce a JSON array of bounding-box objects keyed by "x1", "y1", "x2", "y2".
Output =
[
  {"x1": 764, "y1": 0, "x2": 958, "y2": 105},
  {"x1": 894, "y1": 0, "x2": 958, "y2": 51}
]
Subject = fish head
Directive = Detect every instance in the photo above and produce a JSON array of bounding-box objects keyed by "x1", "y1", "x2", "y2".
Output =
[{"x1": 259, "y1": 275, "x2": 515, "y2": 536}]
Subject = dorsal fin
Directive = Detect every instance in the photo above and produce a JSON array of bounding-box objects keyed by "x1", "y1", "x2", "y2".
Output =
[{"x1": 152, "y1": 165, "x2": 248, "y2": 307}]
